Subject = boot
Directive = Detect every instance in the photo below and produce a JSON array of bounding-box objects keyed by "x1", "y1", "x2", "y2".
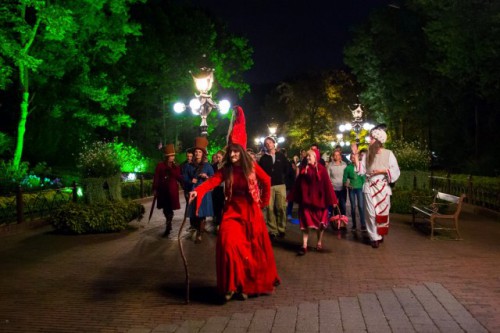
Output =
[
  {"x1": 200, "y1": 219, "x2": 206, "y2": 233},
  {"x1": 195, "y1": 230, "x2": 202, "y2": 243},
  {"x1": 162, "y1": 219, "x2": 172, "y2": 237}
]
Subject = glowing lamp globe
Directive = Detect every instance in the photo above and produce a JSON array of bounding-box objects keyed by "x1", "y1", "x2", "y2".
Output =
[
  {"x1": 218, "y1": 99, "x2": 231, "y2": 114},
  {"x1": 189, "y1": 98, "x2": 201, "y2": 115},
  {"x1": 268, "y1": 124, "x2": 278, "y2": 135},
  {"x1": 194, "y1": 71, "x2": 214, "y2": 93},
  {"x1": 173, "y1": 102, "x2": 186, "y2": 113},
  {"x1": 363, "y1": 122, "x2": 375, "y2": 131}
]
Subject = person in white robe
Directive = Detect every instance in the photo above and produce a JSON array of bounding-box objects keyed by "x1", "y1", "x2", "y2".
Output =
[{"x1": 352, "y1": 126, "x2": 400, "y2": 248}]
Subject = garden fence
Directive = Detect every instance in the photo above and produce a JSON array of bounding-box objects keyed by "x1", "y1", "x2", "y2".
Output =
[
  {"x1": 0, "y1": 175, "x2": 153, "y2": 226},
  {"x1": 397, "y1": 171, "x2": 500, "y2": 212}
]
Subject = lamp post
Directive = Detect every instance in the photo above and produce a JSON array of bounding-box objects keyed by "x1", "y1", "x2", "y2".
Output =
[
  {"x1": 266, "y1": 121, "x2": 285, "y2": 146},
  {"x1": 173, "y1": 67, "x2": 231, "y2": 136},
  {"x1": 336, "y1": 104, "x2": 374, "y2": 146}
]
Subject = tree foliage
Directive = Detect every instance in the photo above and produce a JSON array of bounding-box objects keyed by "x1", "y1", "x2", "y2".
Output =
[
  {"x1": 344, "y1": 0, "x2": 500, "y2": 174},
  {"x1": 268, "y1": 71, "x2": 358, "y2": 151},
  {"x1": 0, "y1": 0, "x2": 254, "y2": 175},
  {"x1": 0, "y1": 0, "x2": 144, "y2": 171},
  {"x1": 116, "y1": 0, "x2": 253, "y2": 158}
]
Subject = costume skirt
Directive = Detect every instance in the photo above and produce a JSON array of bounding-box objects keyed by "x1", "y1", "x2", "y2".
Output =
[{"x1": 298, "y1": 205, "x2": 329, "y2": 230}]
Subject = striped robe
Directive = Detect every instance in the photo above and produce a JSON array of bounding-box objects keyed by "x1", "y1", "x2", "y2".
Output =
[{"x1": 356, "y1": 149, "x2": 400, "y2": 241}]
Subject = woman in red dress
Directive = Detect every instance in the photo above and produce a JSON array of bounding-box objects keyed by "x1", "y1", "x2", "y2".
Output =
[
  {"x1": 188, "y1": 106, "x2": 280, "y2": 301},
  {"x1": 289, "y1": 149, "x2": 338, "y2": 255}
]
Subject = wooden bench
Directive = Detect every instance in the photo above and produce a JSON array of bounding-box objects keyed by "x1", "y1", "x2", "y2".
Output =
[{"x1": 411, "y1": 191, "x2": 466, "y2": 240}]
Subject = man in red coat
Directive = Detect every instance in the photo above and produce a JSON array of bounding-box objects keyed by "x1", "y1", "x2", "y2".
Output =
[{"x1": 153, "y1": 144, "x2": 183, "y2": 237}]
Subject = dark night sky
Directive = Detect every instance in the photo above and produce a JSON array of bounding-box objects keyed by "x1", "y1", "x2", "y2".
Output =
[
  {"x1": 191, "y1": 0, "x2": 393, "y2": 84},
  {"x1": 188, "y1": 1, "x2": 394, "y2": 140}
]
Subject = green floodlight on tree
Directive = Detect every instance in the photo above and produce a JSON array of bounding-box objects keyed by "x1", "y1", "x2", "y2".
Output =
[{"x1": 173, "y1": 67, "x2": 231, "y2": 136}]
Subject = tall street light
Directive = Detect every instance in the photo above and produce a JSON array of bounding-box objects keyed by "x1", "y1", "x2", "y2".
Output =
[
  {"x1": 334, "y1": 104, "x2": 374, "y2": 147},
  {"x1": 267, "y1": 121, "x2": 285, "y2": 145},
  {"x1": 173, "y1": 67, "x2": 231, "y2": 136}
]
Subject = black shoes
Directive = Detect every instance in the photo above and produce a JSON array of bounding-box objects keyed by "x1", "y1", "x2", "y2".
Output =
[
  {"x1": 371, "y1": 237, "x2": 384, "y2": 248},
  {"x1": 162, "y1": 223, "x2": 172, "y2": 237}
]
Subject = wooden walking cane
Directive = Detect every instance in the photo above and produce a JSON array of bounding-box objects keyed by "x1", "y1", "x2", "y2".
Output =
[{"x1": 177, "y1": 198, "x2": 191, "y2": 304}]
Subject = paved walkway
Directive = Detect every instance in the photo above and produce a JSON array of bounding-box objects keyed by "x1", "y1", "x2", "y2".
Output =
[{"x1": 0, "y1": 197, "x2": 499, "y2": 332}]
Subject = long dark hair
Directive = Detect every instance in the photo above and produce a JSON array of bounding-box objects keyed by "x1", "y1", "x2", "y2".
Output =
[
  {"x1": 222, "y1": 144, "x2": 255, "y2": 200},
  {"x1": 192, "y1": 148, "x2": 207, "y2": 174},
  {"x1": 368, "y1": 140, "x2": 383, "y2": 169},
  {"x1": 222, "y1": 144, "x2": 254, "y2": 178}
]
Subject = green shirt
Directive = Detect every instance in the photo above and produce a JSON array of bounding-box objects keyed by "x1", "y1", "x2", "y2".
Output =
[{"x1": 343, "y1": 163, "x2": 365, "y2": 189}]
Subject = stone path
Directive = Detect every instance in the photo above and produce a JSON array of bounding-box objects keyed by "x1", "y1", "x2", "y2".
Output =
[
  {"x1": 130, "y1": 282, "x2": 486, "y2": 333},
  {"x1": 0, "y1": 196, "x2": 498, "y2": 333}
]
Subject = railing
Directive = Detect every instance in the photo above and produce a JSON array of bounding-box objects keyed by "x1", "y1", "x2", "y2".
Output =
[
  {"x1": 0, "y1": 184, "x2": 75, "y2": 225},
  {"x1": 0, "y1": 175, "x2": 153, "y2": 226},
  {"x1": 397, "y1": 171, "x2": 500, "y2": 212}
]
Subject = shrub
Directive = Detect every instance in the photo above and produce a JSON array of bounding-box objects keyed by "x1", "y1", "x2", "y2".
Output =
[
  {"x1": 31, "y1": 162, "x2": 52, "y2": 179},
  {"x1": 110, "y1": 139, "x2": 154, "y2": 173},
  {"x1": 391, "y1": 188, "x2": 434, "y2": 214},
  {"x1": 0, "y1": 132, "x2": 13, "y2": 155},
  {"x1": 388, "y1": 140, "x2": 431, "y2": 171},
  {"x1": 0, "y1": 160, "x2": 29, "y2": 194},
  {"x1": 121, "y1": 179, "x2": 153, "y2": 199},
  {"x1": 77, "y1": 141, "x2": 120, "y2": 178},
  {"x1": 50, "y1": 200, "x2": 145, "y2": 234}
]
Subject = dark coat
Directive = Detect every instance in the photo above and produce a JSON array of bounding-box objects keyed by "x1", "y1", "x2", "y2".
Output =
[
  {"x1": 258, "y1": 151, "x2": 290, "y2": 186},
  {"x1": 153, "y1": 161, "x2": 183, "y2": 210}
]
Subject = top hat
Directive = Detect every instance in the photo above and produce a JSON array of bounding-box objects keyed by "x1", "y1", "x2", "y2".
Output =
[
  {"x1": 164, "y1": 143, "x2": 175, "y2": 156},
  {"x1": 194, "y1": 136, "x2": 209, "y2": 154}
]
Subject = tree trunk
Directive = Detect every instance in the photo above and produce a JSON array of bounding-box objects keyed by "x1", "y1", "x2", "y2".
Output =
[{"x1": 13, "y1": 91, "x2": 29, "y2": 171}]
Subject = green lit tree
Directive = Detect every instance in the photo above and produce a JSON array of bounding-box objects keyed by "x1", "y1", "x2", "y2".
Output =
[
  {"x1": 0, "y1": 0, "x2": 142, "y2": 171},
  {"x1": 117, "y1": 1, "x2": 253, "y2": 158}
]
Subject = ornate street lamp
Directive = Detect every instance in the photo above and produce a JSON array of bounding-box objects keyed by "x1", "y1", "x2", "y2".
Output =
[
  {"x1": 267, "y1": 122, "x2": 278, "y2": 136},
  {"x1": 265, "y1": 122, "x2": 285, "y2": 146},
  {"x1": 338, "y1": 104, "x2": 374, "y2": 144},
  {"x1": 173, "y1": 67, "x2": 231, "y2": 136}
]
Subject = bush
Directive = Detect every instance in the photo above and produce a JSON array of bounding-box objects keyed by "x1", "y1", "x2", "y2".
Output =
[
  {"x1": 0, "y1": 132, "x2": 13, "y2": 155},
  {"x1": 121, "y1": 179, "x2": 153, "y2": 199},
  {"x1": 391, "y1": 188, "x2": 434, "y2": 214},
  {"x1": 77, "y1": 141, "x2": 120, "y2": 178},
  {"x1": 0, "y1": 160, "x2": 30, "y2": 194},
  {"x1": 388, "y1": 140, "x2": 431, "y2": 171},
  {"x1": 50, "y1": 200, "x2": 145, "y2": 234},
  {"x1": 110, "y1": 139, "x2": 154, "y2": 173}
]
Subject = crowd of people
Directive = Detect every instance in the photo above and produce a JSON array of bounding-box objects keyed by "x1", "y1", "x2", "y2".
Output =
[{"x1": 152, "y1": 105, "x2": 400, "y2": 302}]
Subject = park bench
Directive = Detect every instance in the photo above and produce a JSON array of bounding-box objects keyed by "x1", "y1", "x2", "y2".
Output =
[{"x1": 411, "y1": 191, "x2": 466, "y2": 240}]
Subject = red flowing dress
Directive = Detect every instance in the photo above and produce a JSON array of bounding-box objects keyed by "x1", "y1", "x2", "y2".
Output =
[{"x1": 194, "y1": 162, "x2": 280, "y2": 296}]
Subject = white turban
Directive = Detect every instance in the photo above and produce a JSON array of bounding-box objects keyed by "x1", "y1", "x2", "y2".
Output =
[{"x1": 371, "y1": 128, "x2": 387, "y2": 144}]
